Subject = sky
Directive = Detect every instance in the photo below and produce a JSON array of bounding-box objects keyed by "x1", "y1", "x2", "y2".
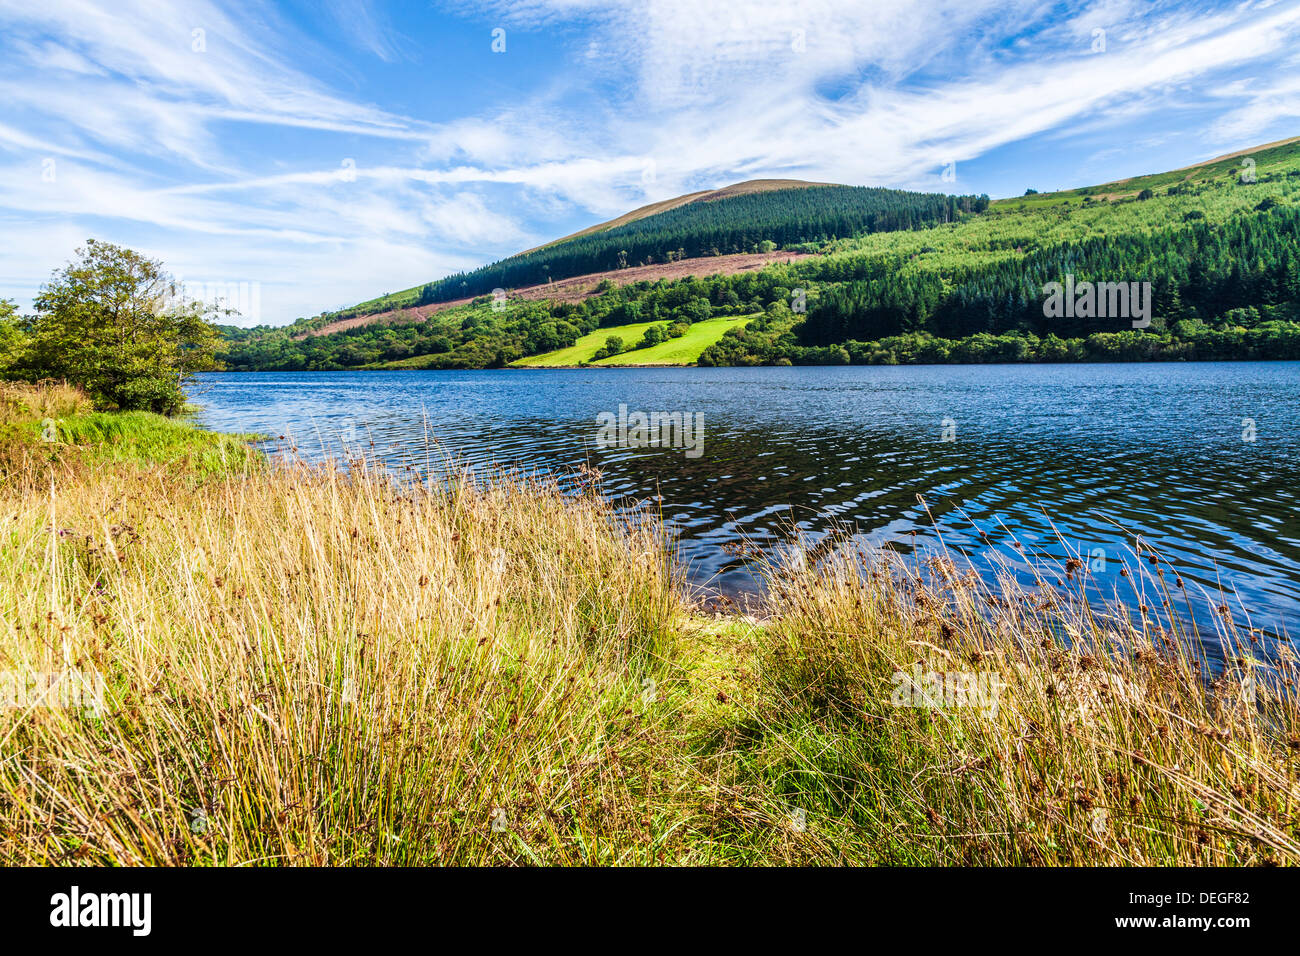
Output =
[{"x1": 3, "y1": 0, "x2": 1300, "y2": 326}]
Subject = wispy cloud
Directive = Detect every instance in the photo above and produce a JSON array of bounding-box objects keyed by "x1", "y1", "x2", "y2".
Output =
[
  {"x1": 3, "y1": 0, "x2": 1300, "y2": 324},
  {"x1": 321, "y1": 0, "x2": 405, "y2": 62}
]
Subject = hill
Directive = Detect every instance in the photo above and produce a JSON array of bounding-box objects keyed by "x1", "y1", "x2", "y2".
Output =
[
  {"x1": 317, "y1": 179, "x2": 832, "y2": 323},
  {"x1": 511, "y1": 314, "x2": 758, "y2": 368},
  {"x1": 323, "y1": 179, "x2": 990, "y2": 320},
  {"x1": 515, "y1": 178, "x2": 835, "y2": 256},
  {"x1": 294, "y1": 250, "x2": 809, "y2": 341},
  {"x1": 219, "y1": 137, "x2": 1300, "y2": 371}
]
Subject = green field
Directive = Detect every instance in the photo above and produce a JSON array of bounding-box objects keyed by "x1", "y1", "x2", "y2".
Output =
[
  {"x1": 511, "y1": 314, "x2": 756, "y2": 367},
  {"x1": 510, "y1": 320, "x2": 660, "y2": 367}
]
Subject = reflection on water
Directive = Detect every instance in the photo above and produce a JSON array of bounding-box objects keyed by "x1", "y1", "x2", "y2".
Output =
[{"x1": 191, "y1": 363, "x2": 1300, "y2": 643}]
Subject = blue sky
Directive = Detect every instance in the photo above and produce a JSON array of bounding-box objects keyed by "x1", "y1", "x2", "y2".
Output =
[{"x1": 3, "y1": 0, "x2": 1300, "y2": 325}]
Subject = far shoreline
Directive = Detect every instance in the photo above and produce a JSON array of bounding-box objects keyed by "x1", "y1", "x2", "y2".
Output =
[{"x1": 201, "y1": 356, "x2": 1300, "y2": 372}]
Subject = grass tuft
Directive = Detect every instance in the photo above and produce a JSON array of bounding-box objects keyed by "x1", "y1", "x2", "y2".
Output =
[{"x1": 0, "y1": 452, "x2": 682, "y2": 865}]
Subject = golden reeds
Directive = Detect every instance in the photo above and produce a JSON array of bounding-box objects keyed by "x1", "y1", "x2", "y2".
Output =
[
  {"x1": 1, "y1": 383, "x2": 1295, "y2": 865},
  {"x1": 0, "y1": 455, "x2": 680, "y2": 864}
]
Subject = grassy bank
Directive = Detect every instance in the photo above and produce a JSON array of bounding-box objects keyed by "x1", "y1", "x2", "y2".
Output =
[
  {"x1": 1, "y1": 382, "x2": 260, "y2": 477},
  {"x1": 0, "y1": 386, "x2": 1296, "y2": 865},
  {"x1": 749, "y1": 547, "x2": 1298, "y2": 864},
  {"x1": 510, "y1": 314, "x2": 757, "y2": 367}
]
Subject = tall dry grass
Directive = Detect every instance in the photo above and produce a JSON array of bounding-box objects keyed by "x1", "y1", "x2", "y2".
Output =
[
  {"x1": 0, "y1": 380, "x2": 91, "y2": 426},
  {"x1": 2, "y1": 382, "x2": 1295, "y2": 866},
  {"x1": 750, "y1": 538, "x2": 1300, "y2": 865},
  {"x1": 0, "y1": 456, "x2": 681, "y2": 864}
]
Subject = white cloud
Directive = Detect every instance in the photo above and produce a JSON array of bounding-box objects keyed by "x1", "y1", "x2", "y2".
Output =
[
  {"x1": 426, "y1": 0, "x2": 1300, "y2": 205},
  {"x1": 3, "y1": 0, "x2": 1300, "y2": 324}
]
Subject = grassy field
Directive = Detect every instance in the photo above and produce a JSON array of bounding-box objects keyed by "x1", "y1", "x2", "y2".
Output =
[
  {"x1": 512, "y1": 314, "x2": 756, "y2": 368},
  {"x1": 593, "y1": 315, "x2": 757, "y2": 366},
  {"x1": 509, "y1": 320, "x2": 661, "y2": 367},
  {"x1": 1, "y1": 384, "x2": 1296, "y2": 866}
]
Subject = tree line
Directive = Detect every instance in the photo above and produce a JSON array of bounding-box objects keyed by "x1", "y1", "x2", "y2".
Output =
[{"x1": 794, "y1": 203, "x2": 1300, "y2": 346}]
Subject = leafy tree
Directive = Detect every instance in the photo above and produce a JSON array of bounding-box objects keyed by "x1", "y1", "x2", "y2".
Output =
[
  {"x1": 681, "y1": 297, "x2": 713, "y2": 323},
  {"x1": 0, "y1": 298, "x2": 29, "y2": 373},
  {"x1": 592, "y1": 335, "x2": 624, "y2": 361},
  {"x1": 637, "y1": 324, "x2": 666, "y2": 349},
  {"x1": 27, "y1": 240, "x2": 224, "y2": 413}
]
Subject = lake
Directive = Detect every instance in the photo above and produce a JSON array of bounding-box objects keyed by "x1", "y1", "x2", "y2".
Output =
[{"x1": 191, "y1": 363, "x2": 1300, "y2": 641}]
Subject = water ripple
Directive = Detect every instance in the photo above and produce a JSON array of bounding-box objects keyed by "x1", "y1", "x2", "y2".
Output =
[{"x1": 192, "y1": 363, "x2": 1300, "y2": 640}]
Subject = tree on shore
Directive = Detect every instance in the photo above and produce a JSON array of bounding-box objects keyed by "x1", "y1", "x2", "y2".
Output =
[
  {"x1": 0, "y1": 298, "x2": 27, "y2": 372},
  {"x1": 24, "y1": 240, "x2": 224, "y2": 413}
]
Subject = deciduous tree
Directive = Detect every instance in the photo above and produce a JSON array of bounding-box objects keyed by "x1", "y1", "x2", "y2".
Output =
[{"x1": 28, "y1": 241, "x2": 224, "y2": 413}]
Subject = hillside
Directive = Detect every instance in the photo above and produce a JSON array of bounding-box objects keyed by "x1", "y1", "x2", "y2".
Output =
[
  {"x1": 314, "y1": 180, "x2": 831, "y2": 323},
  {"x1": 511, "y1": 314, "x2": 757, "y2": 368},
  {"x1": 323, "y1": 180, "x2": 990, "y2": 321},
  {"x1": 295, "y1": 251, "x2": 809, "y2": 341},
  {"x1": 219, "y1": 137, "x2": 1300, "y2": 372},
  {"x1": 515, "y1": 178, "x2": 835, "y2": 256}
]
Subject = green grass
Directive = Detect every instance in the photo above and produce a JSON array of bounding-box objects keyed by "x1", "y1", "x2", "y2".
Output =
[
  {"x1": 1, "y1": 386, "x2": 262, "y2": 479},
  {"x1": 512, "y1": 315, "x2": 757, "y2": 368},
  {"x1": 593, "y1": 315, "x2": 758, "y2": 365},
  {"x1": 510, "y1": 321, "x2": 662, "y2": 367},
  {"x1": 48, "y1": 412, "x2": 262, "y2": 475}
]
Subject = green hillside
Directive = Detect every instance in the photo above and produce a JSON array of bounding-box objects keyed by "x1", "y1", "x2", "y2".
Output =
[
  {"x1": 993, "y1": 136, "x2": 1300, "y2": 212},
  {"x1": 508, "y1": 321, "x2": 661, "y2": 367},
  {"x1": 513, "y1": 314, "x2": 757, "y2": 367},
  {"x1": 219, "y1": 137, "x2": 1300, "y2": 371},
  {"x1": 322, "y1": 181, "x2": 990, "y2": 320}
]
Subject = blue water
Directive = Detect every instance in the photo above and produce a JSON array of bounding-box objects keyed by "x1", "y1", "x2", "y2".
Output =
[{"x1": 190, "y1": 363, "x2": 1300, "y2": 640}]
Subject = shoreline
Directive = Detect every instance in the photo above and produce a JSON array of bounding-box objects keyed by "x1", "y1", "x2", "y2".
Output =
[
  {"x1": 204, "y1": 355, "x2": 1300, "y2": 373},
  {"x1": 2, "y1": 384, "x2": 1296, "y2": 865}
]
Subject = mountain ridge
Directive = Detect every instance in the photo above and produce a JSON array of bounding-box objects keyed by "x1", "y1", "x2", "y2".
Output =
[
  {"x1": 219, "y1": 135, "x2": 1300, "y2": 372},
  {"x1": 515, "y1": 178, "x2": 836, "y2": 256},
  {"x1": 334, "y1": 179, "x2": 982, "y2": 319}
]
